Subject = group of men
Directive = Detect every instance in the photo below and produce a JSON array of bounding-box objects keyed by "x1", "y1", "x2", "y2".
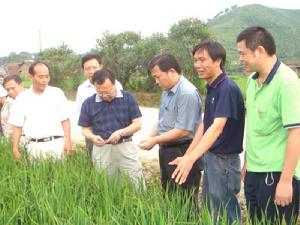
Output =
[{"x1": 2, "y1": 26, "x2": 299, "y2": 224}]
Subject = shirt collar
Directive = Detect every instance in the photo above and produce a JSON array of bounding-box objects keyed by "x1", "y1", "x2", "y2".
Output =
[
  {"x1": 207, "y1": 72, "x2": 228, "y2": 89},
  {"x1": 95, "y1": 87, "x2": 123, "y2": 102},
  {"x1": 84, "y1": 79, "x2": 94, "y2": 88},
  {"x1": 169, "y1": 76, "x2": 183, "y2": 94},
  {"x1": 251, "y1": 58, "x2": 281, "y2": 84}
]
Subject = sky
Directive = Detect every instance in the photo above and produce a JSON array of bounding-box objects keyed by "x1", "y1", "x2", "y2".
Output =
[{"x1": 1, "y1": 0, "x2": 300, "y2": 57}]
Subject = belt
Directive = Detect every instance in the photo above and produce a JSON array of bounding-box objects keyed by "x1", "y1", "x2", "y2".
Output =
[
  {"x1": 113, "y1": 137, "x2": 132, "y2": 145},
  {"x1": 160, "y1": 139, "x2": 192, "y2": 148},
  {"x1": 29, "y1": 136, "x2": 63, "y2": 142}
]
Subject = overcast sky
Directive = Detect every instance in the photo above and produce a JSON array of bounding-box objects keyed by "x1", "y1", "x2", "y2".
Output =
[{"x1": 1, "y1": 0, "x2": 300, "y2": 57}]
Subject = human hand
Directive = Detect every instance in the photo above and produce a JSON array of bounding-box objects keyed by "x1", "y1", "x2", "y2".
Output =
[
  {"x1": 274, "y1": 179, "x2": 293, "y2": 207},
  {"x1": 64, "y1": 139, "x2": 72, "y2": 156},
  {"x1": 138, "y1": 138, "x2": 156, "y2": 150},
  {"x1": 169, "y1": 155, "x2": 194, "y2": 185},
  {"x1": 13, "y1": 150, "x2": 22, "y2": 160},
  {"x1": 106, "y1": 131, "x2": 121, "y2": 144},
  {"x1": 92, "y1": 135, "x2": 106, "y2": 147}
]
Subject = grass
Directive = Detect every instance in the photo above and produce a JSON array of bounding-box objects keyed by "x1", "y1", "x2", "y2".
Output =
[{"x1": 1, "y1": 140, "x2": 298, "y2": 224}]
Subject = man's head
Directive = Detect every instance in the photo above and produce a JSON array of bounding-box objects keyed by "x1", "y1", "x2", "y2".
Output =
[
  {"x1": 28, "y1": 62, "x2": 50, "y2": 93},
  {"x1": 92, "y1": 68, "x2": 116, "y2": 102},
  {"x1": 81, "y1": 53, "x2": 103, "y2": 82},
  {"x1": 3, "y1": 75, "x2": 24, "y2": 99},
  {"x1": 148, "y1": 53, "x2": 181, "y2": 91},
  {"x1": 236, "y1": 26, "x2": 276, "y2": 74},
  {"x1": 192, "y1": 40, "x2": 226, "y2": 83}
]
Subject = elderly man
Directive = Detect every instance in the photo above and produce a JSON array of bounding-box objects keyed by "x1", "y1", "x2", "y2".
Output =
[
  {"x1": 78, "y1": 68, "x2": 144, "y2": 190},
  {"x1": 1, "y1": 75, "x2": 25, "y2": 137},
  {"x1": 75, "y1": 53, "x2": 123, "y2": 158},
  {"x1": 9, "y1": 62, "x2": 72, "y2": 160}
]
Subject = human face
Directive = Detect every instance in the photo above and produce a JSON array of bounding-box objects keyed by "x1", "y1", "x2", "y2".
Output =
[
  {"x1": 4, "y1": 80, "x2": 24, "y2": 99},
  {"x1": 151, "y1": 65, "x2": 173, "y2": 91},
  {"x1": 95, "y1": 79, "x2": 116, "y2": 102},
  {"x1": 30, "y1": 64, "x2": 50, "y2": 94},
  {"x1": 193, "y1": 49, "x2": 221, "y2": 84},
  {"x1": 83, "y1": 58, "x2": 103, "y2": 82},
  {"x1": 237, "y1": 40, "x2": 260, "y2": 74}
]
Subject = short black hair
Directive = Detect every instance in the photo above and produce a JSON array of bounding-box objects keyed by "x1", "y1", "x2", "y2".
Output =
[
  {"x1": 28, "y1": 61, "x2": 50, "y2": 76},
  {"x1": 192, "y1": 40, "x2": 226, "y2": 70},
  {"x1": 92, "y1": 68, "x2": 116, "y2": 85},
  {"x1": 147, "y1": 53, "x2": 181, "y2": 75},
  {"x1": 236, "y1": 26, "x2": 276, "y2": 56},
  {"x1": 81, "y1": 53, "x2": 102, "y2": 69},
  {"x1": 3, "y1": 74, "x2": 23, "y2": 86}
]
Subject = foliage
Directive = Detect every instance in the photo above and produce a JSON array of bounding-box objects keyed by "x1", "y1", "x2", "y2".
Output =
[
  {"x1": 0, "y1": 52, "x2": 34, "y2": 65},
  {"x1": 167, "y1": 18, "x2": 211, "y2": 80},
  {"x1": 208, "y1": 4, "x2": 300, "y2": 72},
  {"x1": 0, "y1": 140, "x2": 297, "y2": 224},
  {"x1": 36, "y1": 43, "x2": 82, "y2": 91}
]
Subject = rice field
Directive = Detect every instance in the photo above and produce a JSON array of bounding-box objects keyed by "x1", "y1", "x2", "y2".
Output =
[{"x1": 0, "y1": 140, "x2": 297, "y2": 225}]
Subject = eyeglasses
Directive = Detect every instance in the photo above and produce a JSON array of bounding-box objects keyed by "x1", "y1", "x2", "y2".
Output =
[
  {"x1": 97, "y1": 87, "x2": 115, "y2": 96},
  {"x1": 84, "y1": 66, "x2": 99, "y2": 72}
]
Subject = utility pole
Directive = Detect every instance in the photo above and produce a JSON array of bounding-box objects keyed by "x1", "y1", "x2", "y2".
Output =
[{"x1": 39, "y1": 29, "x2": 42, "y2": 52}]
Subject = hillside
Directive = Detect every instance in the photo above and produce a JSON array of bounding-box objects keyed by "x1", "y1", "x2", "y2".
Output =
[{"x1": 208, "y1": 4, "x2": 300, "y2": 64}]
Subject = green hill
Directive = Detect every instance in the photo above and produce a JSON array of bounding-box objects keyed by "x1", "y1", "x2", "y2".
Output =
[{"x1": 208, "y1": 4, "x2": 300, "y2": 65}]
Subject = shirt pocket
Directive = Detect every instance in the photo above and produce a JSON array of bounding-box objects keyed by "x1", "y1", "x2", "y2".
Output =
[
  {"x1": 254, "y1": 104, "x2": 276, "y2": 135},
  {"x1": 162, "y1": 109, "x2": 177, "y2": 129}
]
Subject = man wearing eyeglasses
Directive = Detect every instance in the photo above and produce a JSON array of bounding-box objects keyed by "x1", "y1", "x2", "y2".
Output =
[
  {"x1": 78, "y1": 68, "x2": 145, "y2": 190},
  {"x1": 75, "y1": 53, "x2": 122, "y2": 158}
]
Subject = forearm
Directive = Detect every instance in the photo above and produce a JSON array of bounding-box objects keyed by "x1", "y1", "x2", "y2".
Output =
[
  {"x1": 189, "y1": 119, "x2": 226, "y2": 162},
  {"x1": 153, "y1": 128, "x2": 191, "y2": 145},
  {"x1": 280, "y1": 127, "x2": 300, "y2": 182},
  {"x1": 61, "y1": 119, "x2": 71, "y2": 142},
  {"x1": 119, "y1": 118, "x2": 141, "y2": 136},
  {"x1": 82, "y1": 127, "x2": 95, "y2": 140},
  {"x1": 186, "y1": 123, "x2": 204, "y2": 155},
  {"x1": 12, "y1": 126, "x2": 22, "y2": 153}
]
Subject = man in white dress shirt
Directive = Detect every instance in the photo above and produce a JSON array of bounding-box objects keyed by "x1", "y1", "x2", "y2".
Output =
[
  {"x1": 9, "y1": 62, "x2": 72, "y2": 160},
  {"x1": 75, "y1": 53, "x2": 122, "y2": 158}
]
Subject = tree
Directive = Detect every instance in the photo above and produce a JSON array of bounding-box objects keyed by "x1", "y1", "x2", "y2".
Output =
[
  {"x1": 167, "y1": 18, "x2": 212, "y2": 93},
  {"x1": 94, "y1": 31, "x2": 142, "y2": 87},
  {"x1": 36, "y1": 43, "x2": 82, "y2": 90}
]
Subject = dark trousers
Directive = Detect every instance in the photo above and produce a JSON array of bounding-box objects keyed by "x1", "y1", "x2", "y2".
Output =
[
  {"x1": 85, "y1": 138, "x2": 93, "y2": 160},
  {"x1": 159, "y1": 140, "x2": 202, "y2": 207},
  {"x1": 245, "y1": 171, "x2": 299, "y2": 225}
]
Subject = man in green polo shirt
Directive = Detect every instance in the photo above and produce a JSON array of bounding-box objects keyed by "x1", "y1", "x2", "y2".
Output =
[{"x1": 237, "y1": 26, "x2": 300, "y2": 225}]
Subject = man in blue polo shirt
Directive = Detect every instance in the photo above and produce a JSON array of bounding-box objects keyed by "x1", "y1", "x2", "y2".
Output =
[
  {"x1": 170, "y1": 40, "x2": 245, "y2": 224},
  {"x1": 237, "y1": 26, "x2": 300, "y2": 225},
  {"x1": 78, "y1": 68, "x2": 144, "y2": 190}
]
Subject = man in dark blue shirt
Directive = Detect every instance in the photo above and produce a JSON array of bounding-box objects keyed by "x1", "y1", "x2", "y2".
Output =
[
  {"x1": 170, "y1": 40, "x2": 245, "y2": 224},
  {"x1": 78, "y1": 68, "x2": 145, "y2": 190}
]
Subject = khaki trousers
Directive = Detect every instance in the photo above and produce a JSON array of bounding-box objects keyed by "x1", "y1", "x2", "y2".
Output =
[{"x1": 92, "y1": 141, "x2": 145, "y2": 190}]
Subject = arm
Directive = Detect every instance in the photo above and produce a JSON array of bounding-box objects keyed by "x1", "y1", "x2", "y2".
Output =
[
  {"x1": 275, "y1": 127, "x2": 300, "y2": 206},
  {"x1": 81, "y1": 126, "x2": 106, "y2": 147},
  {"x1": 138, "y1": 127, "x2": 191, "y2": 150},
  {"x1": 61, "y1": 119, "x2": 72, "y2": 155},
  {"x1": 106, "y1": 118, "x2": 141, "y2": 144},
  {"x1": 12, "y1": 126, "x2": 22, "y2": 160},
  {"x1": 170, "y1": 117, "x2": 227, "y2": 184},
  {"x1": 186, "y1": 122, "x2": 204, "y2": 155}
]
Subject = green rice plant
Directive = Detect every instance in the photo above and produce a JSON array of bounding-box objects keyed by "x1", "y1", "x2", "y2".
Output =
[{"x1": 0, "y1": 141, "x2": 298, "y2": 225}]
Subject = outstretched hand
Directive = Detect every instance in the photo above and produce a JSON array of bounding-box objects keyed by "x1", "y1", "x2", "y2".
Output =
[{"x1": 169, "y1": 155, "x2": 194, "y2": 185}]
